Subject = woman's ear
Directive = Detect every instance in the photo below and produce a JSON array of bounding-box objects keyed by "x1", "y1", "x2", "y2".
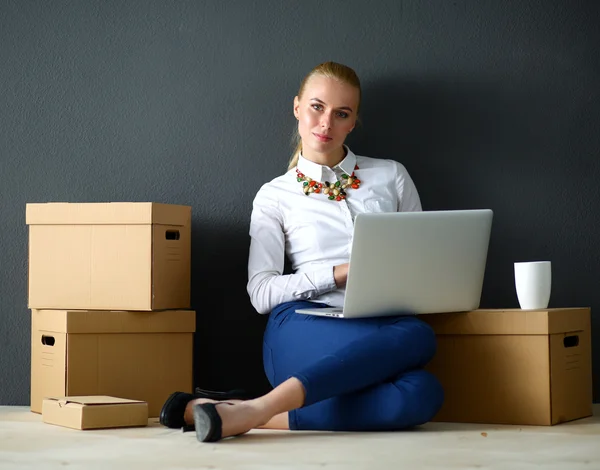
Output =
[{"x1": 293, "y1": 96, "x2": 300, "y2": 119}]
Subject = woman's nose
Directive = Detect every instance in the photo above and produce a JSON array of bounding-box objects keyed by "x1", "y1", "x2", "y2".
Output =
[{"x1": 320, "y1": 113, "x2": 332, "y2": 129}]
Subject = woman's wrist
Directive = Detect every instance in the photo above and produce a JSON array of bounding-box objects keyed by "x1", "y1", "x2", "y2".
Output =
[{"x1": 333, "y1": 264, "x2": 349, "y2": 288}]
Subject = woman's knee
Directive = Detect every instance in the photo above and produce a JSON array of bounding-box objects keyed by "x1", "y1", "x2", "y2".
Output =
[
  {"x1": 391, "y1": 369, "x2": 444, "y2": 427},
  {"x1": 419, "y1": 321, "x2": 438, "y2": 364},
  {"x1": 262, "y1": 340, "x2": 277, "y2": 387},
  {"x1": 414, "y1": 370, "x2": 444, "y2": 424},
  {"x1": 389, "y1": 316, "x2": 438, "y2": 366}
]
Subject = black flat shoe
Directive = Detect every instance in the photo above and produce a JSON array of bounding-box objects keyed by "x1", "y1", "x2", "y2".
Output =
[
  {"x1": 159, "y1": 388, "x2": 250, "y2": 430},
  {"x1": 193, "y1": 402, "x2": 235, "y2": 442}
]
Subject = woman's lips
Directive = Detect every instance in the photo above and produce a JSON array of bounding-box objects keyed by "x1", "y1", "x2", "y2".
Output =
[{"x1": 313, "y1": 133, "x2": 332, "y2": 142}]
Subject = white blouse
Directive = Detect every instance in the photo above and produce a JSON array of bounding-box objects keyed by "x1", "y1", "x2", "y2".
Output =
[{"x1": 247, "y1": 147, "x2": 422, "y2": 314}]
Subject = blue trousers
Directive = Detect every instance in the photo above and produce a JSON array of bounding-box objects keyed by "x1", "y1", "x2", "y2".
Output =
[{"x1": 262, "y1": 301, "x2": 444, "y2": 431}]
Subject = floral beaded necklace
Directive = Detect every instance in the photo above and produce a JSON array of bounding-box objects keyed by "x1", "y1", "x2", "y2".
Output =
[{"x1": 295, "y1": 165, "x2": 361, "y2": 201}]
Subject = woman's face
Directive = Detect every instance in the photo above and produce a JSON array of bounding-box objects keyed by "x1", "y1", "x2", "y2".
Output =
[{"x1": 294, "y1": 75, "x2": 359, "y2": 160}]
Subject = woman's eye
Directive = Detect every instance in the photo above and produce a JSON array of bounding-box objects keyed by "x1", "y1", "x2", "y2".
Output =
[
  {"x1": 336, "y1": 111, "x2": 349, "y2": 118},
  {"x1": 311, "y1": 104, "x2": 323, "y2": 111}
]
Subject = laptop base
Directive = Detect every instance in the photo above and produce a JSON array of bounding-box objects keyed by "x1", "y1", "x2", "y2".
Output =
[{"x1": 295, "y1": 307, "x2": 345, "y2": 318}]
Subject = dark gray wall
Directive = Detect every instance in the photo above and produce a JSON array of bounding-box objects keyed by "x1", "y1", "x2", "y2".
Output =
[{"x1": 1, "y1": 1, "x2": 599, "y2": 404}]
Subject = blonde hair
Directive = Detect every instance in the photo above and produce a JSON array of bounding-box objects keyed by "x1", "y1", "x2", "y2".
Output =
[{"x1": 287, "y1": 62, "x2": 361, "y2": 171}]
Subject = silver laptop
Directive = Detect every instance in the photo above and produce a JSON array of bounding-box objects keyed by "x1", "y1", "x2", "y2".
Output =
[{"x1": 295, "y1": 209, "x2": 493, "y2": 318}]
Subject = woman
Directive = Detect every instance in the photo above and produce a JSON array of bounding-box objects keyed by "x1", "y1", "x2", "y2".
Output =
[{"x1": 160, "y1": 61, "x2": 444, "y2": 442}]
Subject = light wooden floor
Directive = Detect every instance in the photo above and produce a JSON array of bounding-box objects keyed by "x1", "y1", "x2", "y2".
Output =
[{"x1": 1, "y1": 405, "x2": 599, "y2": 469}]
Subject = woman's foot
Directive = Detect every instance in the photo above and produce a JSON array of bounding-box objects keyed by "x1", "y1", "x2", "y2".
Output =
[
  {"x1": 193, "y1": 400, "x2": 269, "y2": 441},
  {"x1": 160, "y1": 389, "x2": 250, "y2": 429},
  {"x1": 183, "y1": 398, "x2": 243, "y2": 426},
  {"x1": 188, "y1": 377, "x2": 305, "y2": 441}
]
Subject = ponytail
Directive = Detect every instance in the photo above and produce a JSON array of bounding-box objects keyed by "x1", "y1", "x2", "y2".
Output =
[{"x1": 287, "y1": 129, "x2": 302, "y2": 171}]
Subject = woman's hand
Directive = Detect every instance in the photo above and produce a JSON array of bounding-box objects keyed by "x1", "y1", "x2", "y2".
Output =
[{"x1": 333, "y1": 263, "x2": 350, "y2": 288}]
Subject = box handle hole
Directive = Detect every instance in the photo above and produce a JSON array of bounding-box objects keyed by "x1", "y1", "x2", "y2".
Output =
[
  {"x1": 166, "y1": 230, "x2": 180, "y2": 240},
  {"x1": 41, "y1": 335, "x2": 55, "y2": 346},
  {"x1": 564, "y1": 335, "x2": 579, "y2": 348}
]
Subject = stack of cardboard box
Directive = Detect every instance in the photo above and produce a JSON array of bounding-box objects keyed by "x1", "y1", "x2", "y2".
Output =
[{"x1": 26, "y1": 202, "x2": 196, "y2": 418}]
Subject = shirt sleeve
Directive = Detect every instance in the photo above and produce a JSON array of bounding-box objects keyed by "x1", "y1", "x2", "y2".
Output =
[
  {"x1": 394, "y1": 161, "x2": 423, "y2": 212},
  {"x1": 247, "y1": 185, "x2": 338, "y2": 314}
]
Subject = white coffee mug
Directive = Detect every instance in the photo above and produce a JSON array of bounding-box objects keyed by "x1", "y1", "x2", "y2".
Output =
[{"x1": 514, "y1": 261, "x2": 552, "y2": 310}]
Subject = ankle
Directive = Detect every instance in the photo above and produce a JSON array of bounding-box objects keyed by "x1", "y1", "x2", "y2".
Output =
[
  {"x1": 183, "y1": 402, "x2": 194, "y2": 425},
  {"x1": 242, "y1": 399, "x2": 276, "y2": 427},
  {"x1": 184, "y1": 398, "x2": 203, "y2": 424}
]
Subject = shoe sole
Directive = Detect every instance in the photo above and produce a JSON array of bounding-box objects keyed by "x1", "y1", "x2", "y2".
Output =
[{"x1": 193, "y1": 404, "x2": 218, "y2": 442}]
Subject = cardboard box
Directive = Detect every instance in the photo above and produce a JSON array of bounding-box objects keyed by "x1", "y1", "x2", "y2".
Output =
[
  {"x1": 422, "y1": 308, "x2": 593, "y2": 426},
  {"x1": 31, "y1": 309, "x2": 195, "y2": 417},
  {"x1": 42, "y1": 396, "x2": 148, "y2": 430},
  {"x1": 26, "y1": 202, "x2": 191, "y2": 311}
]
